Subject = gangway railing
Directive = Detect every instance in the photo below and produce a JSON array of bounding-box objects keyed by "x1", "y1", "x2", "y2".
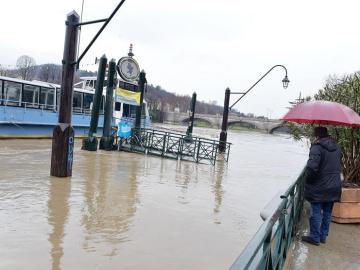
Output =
[
  {"x1": 118, "y1": 128, "x2": 231, "y2": 165},
  {"x1": 230, "y1": 169, "x2": 306, "y2": 270}
]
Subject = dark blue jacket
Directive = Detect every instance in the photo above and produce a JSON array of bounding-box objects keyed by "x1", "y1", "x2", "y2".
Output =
[{"x1": 304, "y1": 137, "x2": 342, "y2": 203}]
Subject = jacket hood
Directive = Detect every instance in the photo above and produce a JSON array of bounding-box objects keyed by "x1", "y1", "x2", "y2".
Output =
[{"x1": 316, "y1": 137, "x2": 338, "y2": 152}]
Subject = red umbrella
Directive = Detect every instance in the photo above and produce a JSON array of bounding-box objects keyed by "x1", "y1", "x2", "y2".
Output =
[{"x1": 282, "y1": 100, "x2": 360, "y2": 126}]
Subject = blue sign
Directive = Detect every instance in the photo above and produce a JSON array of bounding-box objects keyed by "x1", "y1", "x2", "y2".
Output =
[{"x1": 118, "y1": 120, "x2": 132, "y2": 138}]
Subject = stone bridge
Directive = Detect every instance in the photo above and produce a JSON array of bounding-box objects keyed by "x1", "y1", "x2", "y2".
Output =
[{"x1": 163, "y1": 111, "x2": 288, "y2": 133}]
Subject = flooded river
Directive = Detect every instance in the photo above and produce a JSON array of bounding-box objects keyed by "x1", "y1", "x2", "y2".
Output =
[{"x1": 0, "y1": 126, "x2": 308, "y2": 269}]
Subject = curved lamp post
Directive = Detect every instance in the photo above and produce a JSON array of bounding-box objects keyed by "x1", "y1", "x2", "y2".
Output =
[{"x1": 218, "y1": 65, "x2": 289, "y2": 152}]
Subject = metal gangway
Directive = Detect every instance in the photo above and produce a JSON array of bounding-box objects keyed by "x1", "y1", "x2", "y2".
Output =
[{"x1": 118, "y1": 128, "x2": 231, "y2": 165}]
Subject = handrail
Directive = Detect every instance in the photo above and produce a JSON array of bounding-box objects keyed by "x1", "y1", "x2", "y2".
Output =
[
  {"x1": 229, "y1": 169, "x2": 306, "y2": 270},
  {"x1": 119, "y1": 128, "x2": 232, "y2": 164}
]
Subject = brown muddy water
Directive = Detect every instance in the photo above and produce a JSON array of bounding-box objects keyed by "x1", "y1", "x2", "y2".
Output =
[{"x1": 0, "y1": 127, "x2": 308, "y2": 270}]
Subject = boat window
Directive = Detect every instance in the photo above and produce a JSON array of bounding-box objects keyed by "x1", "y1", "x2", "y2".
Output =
[
  {"x1": 83, "y1": 93, "x2": 93, "y2": 114},
  {"x1": 40, "y1": 87, "x2": 55, "y2": 110},
  {"x1": 119, "y1": 81, "x2": 138, "y2": 91},
  {"x1": 122, "y1": 104, "x2": 137, "y2": 117},
  {"x1": 56, "y1": 89, "x2": 60, "y2": 111},
  {"x1": 4, "y1": 81, "x2": 22, "y2": 106},
  {"x1": 23, "y1": 85, "x2": 40, "y2": 108},
  {"x1": 0, "y1": 80, "x2": 2, "y2": 104},
  {"x1": 73, "y1": 91, "x2": 83, "y2": 113},
  {"x1": 115, "y1": 102, "x2": 121, "y2": 111}
]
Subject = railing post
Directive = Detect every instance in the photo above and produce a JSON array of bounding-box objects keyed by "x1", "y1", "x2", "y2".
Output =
[
  {"x1": 196, "y1": 140, "x2": 201, "y2": 163},
  {"x1": 50, "y1": 11, "x2": 80, "y2": 177}
]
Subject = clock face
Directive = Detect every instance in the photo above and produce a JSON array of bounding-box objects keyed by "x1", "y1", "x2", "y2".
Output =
[{"x1": 117, "y1": 57, "x2": 140, "y2": 82}]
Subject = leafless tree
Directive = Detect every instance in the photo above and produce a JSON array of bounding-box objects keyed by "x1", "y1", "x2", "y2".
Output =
[
  {"x1": 38, "y1": 64, "x2": 62, "y2": 83},
  {"x1": 16, "y1": 55, "x2": 36, "y2": 80},
  {"x1": 0, "y1": 65, "x2": 8, "y2": 76}
]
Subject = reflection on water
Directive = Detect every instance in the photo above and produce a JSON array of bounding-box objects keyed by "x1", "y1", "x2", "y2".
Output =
[
  {"x1": 48, "y1": 177, "x2": 71, "y2": 270},
  {"x1": 212, "y1": 160, "x2": 226, "y2": 216},
  {"x1": 80, "y1": 153, "x2": 138, "y2": 256},
  {"x1": 0, "y1": 127, "x2": 308, "y2": 270}
]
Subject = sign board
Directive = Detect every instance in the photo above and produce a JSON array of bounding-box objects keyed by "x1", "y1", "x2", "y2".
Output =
[
  {"x1": 117, "y1": 57, "x2": 140, "y2": 82},
  {"x1": 115, "y1": 87, "x2": 141, "y2": 106}
]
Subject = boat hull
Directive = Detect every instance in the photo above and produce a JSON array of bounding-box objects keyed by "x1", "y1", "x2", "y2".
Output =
[{"x1": 0, "y1": 106, "x2": 104, "y2": 139}]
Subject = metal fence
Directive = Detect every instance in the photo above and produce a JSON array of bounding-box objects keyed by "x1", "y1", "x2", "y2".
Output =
[
  {"x1": 230, "y1": 169, "x2": 306, "y2": 270},
  {"x1": 118, "y1": 128, "x2": 231, "y2": 165}
]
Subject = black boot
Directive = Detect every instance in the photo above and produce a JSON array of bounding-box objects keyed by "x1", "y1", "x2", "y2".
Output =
[{"x1": 301, "y1": 236, "x2": 320, "y2": 246}]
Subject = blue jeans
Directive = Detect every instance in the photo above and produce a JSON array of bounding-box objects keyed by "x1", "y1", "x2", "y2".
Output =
[{"x1": 309, "y1": 202, "x2": 334, "y2": 242}]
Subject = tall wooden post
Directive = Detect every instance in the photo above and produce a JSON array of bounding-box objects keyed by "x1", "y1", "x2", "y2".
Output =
[
  {"x1": 82, "y1": 55, "x2": 108, "y2": 151},
  {"x1": 135, "y1": 70, "x2": 147, "y2": 130},
  {"x1": 219, "y1": 88, "x2": 231, "y2": 152},
  {"x1": 100, "y1": 59, "x2": 117, "y2": 150},
  {"x1": 51, "y1": 11, "x2": 80, "y2": 177}
]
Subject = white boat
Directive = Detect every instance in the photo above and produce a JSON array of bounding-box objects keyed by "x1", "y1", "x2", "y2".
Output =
[{"x1": 0, "y1": 75, "x2": 151, "y2": 138}]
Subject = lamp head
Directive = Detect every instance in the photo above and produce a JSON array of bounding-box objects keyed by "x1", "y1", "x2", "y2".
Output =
[{"x1": 282, "y1": 75, "x2": 290, "y2": 89}]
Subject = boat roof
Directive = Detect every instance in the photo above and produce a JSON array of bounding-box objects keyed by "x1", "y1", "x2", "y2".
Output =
[
  {"x1": 0, "y1": 75, "x2": 57, "y2": 88},
  {"x1": 0, "y1": 75, "x2": 95, "y2": 94}
]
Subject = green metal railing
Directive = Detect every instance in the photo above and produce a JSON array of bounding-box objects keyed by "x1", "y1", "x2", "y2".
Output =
[
  {"x1": 230, "y1": 169, "x2": 306, "y2": 270},
  {"x1": 118, "y1": 128, "x2": 231, "y2": 165}
]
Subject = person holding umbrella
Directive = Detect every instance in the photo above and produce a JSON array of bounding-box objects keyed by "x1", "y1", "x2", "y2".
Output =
[
  {"x1": 301, "y1": 126, "x2": 342, "y2": 245},
  {"x1": 282, "y1": 100, "x2": 360, "y2": 245}
]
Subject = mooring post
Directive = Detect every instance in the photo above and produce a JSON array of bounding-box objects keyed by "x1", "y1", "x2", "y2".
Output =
[
  {"x1": 82, "y1": 55, "x2": 108, "y2": 151},
  {"x1": 134, "y1": 70, "x2": 147, "y2": 131},
  {"x1": 219, "y1": 88, "x2": 231, "y2": 152},
  {"x1": 186, "y1": 92, "x2": 197, "y2": 137},
  {"x1": 99, "y1": 59, "x2": 117, "y2": 150},
  {"x1": 50, "y1": 11, "x2": 80, "y2": 177}
]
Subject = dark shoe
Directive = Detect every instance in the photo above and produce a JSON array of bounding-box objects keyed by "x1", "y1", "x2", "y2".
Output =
[
  {"x1": 320, "y1": 238, "x2": 326, "y2": 244},
  {"x1": 301, "y1": 236, "x2": 320, "y2": 246}
]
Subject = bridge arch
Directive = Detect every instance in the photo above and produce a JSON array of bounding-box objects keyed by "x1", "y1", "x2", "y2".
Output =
[
  {"x1": 181, "y1": 117, "x2": 214, "y2": 127},
  {"x1": 228, "y1": 121, "x2": 258, "y2": 129},
  {"x1": 269, "y1": 123, "x2": 290, "y2": 134}
]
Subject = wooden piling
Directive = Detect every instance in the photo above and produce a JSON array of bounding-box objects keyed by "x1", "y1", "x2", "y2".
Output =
[{"x1": 51, "y1": 11, "x2": 79, "y2": 177}]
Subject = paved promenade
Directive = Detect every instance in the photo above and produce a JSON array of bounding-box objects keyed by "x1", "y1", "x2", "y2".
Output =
[{"x1": 287, "y1": 202, "x2": 360, "y2": 270}]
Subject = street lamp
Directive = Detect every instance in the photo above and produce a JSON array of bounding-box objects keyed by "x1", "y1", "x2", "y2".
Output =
[{"x1": 218, "y1": 65, "x2": 289, "y2": 152}]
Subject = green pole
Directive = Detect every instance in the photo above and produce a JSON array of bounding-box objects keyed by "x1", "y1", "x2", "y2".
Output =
[
  {"x1": 219, "y1": 88, "x2": 230, "y2": 152},
  {"x1": 82, "y1": 54, "x2": 107, "y2": 151},
  {"x1": 99, "y1": 59, "x2": 116, "y2": 150},
  {"x1": 186, "y1": 92, "x2": 197, "y2": 137},
  {"x1": 135, "y1": 70, "x2": 147, "y2": 130}
]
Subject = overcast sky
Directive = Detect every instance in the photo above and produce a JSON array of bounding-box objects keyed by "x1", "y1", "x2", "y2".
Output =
[{"x1": 1, "y1": 0, "x2": 360, "y2": 118}]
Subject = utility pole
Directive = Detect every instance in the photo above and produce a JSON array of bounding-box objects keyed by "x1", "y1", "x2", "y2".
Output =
[
  {"x1": 50, "y1": 11, "x2": 80, "y2": 177},
  {"x1": 219, "y1": 88, "x2": 230, "y2": 153},
  {"x1": 100, "y1": 59, "x2": 117, "y2": 150},
  {"x1": 50, "y1": 1, "x2": 128, "y2": 176}
]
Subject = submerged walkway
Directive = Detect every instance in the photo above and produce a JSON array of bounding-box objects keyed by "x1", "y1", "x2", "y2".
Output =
[{"x1": 287, "y1": 202, "x2": 360, "y2": 270}]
